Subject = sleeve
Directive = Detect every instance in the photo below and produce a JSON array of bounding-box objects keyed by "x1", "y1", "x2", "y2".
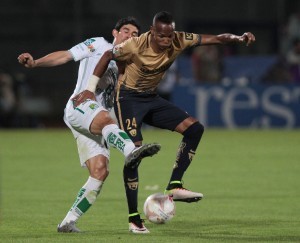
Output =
[
  {"x1": 69, "y1": 37, "x2": 104, "y2": 62},
  {"x1": 175, "y1": 32, "x2": 201, "y2": 49},
  {"x1": 112, "y1": 37, "x2": 137, "y2": 61}
]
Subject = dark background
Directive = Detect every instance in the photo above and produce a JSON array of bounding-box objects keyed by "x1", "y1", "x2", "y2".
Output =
[{"x1": 0, "y1": 0, "x2": 299, "y2": 127}]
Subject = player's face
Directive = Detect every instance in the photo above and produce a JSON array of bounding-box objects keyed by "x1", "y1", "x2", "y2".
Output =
[
  {"x1": 151, "y1": 22, "x2": 175, "y2": 51},
  {"x1": 114, "y1": 24, "x2": 139, "y2": 45}
]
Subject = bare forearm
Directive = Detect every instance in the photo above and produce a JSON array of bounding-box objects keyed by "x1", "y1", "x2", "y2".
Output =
[
  {"x1": 201, "y1": 33, "x2": 241, "y2": 45},
  {"x1": 216, "y1": 33, "x2": 240, "y2": 44},
  {"x1": 72, "y1": 51, "x2": 113, "y2": 104},
  {"x1": 18, "y1": 50, "x2": 73, "y2": 68},
  {"x1": 201, "y1": 32, "x2": 255, "y2": 46},
  {"x1": 34, "y1": 51, "x2": 73, "y2": 67},
  {"x1": 93, "y1": 50, "x2": 113, "y2": 77},
  {"x1": 86, "y1": 50, "x2": 114, "y2": 93}
]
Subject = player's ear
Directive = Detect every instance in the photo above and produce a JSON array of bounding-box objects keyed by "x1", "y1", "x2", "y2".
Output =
[{"x1": 112, "y1": 29, "x2": 118, "y2": 38}]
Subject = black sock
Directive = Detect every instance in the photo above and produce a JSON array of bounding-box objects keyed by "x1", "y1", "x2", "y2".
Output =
[
  {"x1": 166, "y1": 122, "x2": 204, "y2": 189},
  {"x1": 128, "y1": 214, "x2": 142, "y2": 225},
  {"x1": 123, "y1": 165, "x2": 139, "y2": 215}
]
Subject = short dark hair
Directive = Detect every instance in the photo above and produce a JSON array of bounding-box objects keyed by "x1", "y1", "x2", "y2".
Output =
[
  {"x1": 153, "y1": 11, "x2": 174, "y2": 25},
  {"x1": 114, "y1": 16, "x2": 141, "y2": 34}
]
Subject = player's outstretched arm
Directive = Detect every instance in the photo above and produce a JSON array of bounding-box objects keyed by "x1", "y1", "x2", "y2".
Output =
[
  {"x1": 18, "y1": 51, "x2": 73, "y2": 68},
  {"x1": 71, "y1": 49, "x2": 114, "y2": 107},
  {"x1": 200, "y1": 32, "x2": 256, "y2": 46}
]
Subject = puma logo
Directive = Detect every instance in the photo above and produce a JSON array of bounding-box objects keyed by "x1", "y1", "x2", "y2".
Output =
[{"x1": 127, "y1": 182, "x2": 138, "y2": 190}]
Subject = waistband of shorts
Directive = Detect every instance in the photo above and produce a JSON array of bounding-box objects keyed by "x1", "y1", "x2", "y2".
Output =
[{"x1": 120, "y1": 84, "x2": 157, "y2": 94}]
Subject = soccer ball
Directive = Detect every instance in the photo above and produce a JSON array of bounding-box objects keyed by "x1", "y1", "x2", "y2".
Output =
[{"x1": 143, "y1": 193, "x2": 175, "y2": 224}]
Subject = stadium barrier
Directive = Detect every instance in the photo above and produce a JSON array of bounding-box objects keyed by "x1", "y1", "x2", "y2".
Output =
[{"x1": 172, "y1": 83, "x2": 300, "y2": 128}]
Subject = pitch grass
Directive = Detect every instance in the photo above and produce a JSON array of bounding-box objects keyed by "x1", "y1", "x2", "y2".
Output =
[{"x1": 0, "y1": 128, "x2": 299, "y2": 242}]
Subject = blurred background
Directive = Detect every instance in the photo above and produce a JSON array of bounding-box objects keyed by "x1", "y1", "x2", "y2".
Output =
[{"x1": 0, "y1": 0, "x2": 299, "y2": 128}]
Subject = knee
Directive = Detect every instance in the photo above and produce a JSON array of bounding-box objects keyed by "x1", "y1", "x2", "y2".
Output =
[
  {"x1": 102, "y1": 167, "x2": 110, "y2": 179},
  {"x1": 184, "y1": 121, "x2": 204, "y2": 139},
  {"x1": 90, "y1": 111, "x2": 115, "y2": 135},
  {"x1": 90, "y1": 162, "x2": 110, "y2": 181},
  {"x1": 195, "y1": 122, "x2": 204, "y2": 135},
  {"x1": 93, "y1": 167, "x2": 109, "y2": 181},
  {"x1": 101, "y1": 111, "x2": 115, "y2": 125}
]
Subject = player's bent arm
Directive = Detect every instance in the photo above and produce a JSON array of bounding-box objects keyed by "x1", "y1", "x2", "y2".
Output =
[
  {"x1": 94, "y1": 50, "x2": 114, "y2": 78},
  {"x1": 86, "y1": 50, "x2": 114, "y2": 92},
  {"x1": 200, "y1": 32, "x2": 255, "y2": 46},
  {"x1": 73, "y1": 49, "x2": 114, "y2": 106}
]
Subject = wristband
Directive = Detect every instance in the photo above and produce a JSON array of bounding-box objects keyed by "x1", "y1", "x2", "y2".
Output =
[{"x1": 86, "y1": 75, "x2": 100, "y2": 92}]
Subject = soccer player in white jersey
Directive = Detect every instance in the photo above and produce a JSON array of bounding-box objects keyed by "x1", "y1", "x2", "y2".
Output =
[{"x1": 17, "y1": 17, "x2": 160, "y2": 233}]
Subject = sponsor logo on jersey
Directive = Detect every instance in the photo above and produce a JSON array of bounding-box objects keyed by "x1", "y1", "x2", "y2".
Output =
[
  {"x1": 185, "y1": 32, "x2": 193, "y2": 40},
  {"x1": 83, "y1": 38, "x2": 96, "y2": 52}
]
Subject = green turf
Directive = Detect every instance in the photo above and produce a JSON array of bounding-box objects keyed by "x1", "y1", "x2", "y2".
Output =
[{"x1": 0, "y1": 128, "x2": 299, "y2": 242}]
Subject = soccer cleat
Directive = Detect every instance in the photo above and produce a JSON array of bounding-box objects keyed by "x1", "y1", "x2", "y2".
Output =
[
  {"x1": 57, "y1": 221, "x2": 81, "y2": 233},
  {"x1": 129, "y1": 214, "x2": 150, "y2": 234},
  {"x1": 125, "y1": 143, "x2": 161, "y2": 169},
  {"x1": 165, "y1": 183, "x2": 203, "y2": 203}
]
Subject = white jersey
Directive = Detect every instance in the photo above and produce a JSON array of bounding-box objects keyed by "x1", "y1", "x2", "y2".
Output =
[
  {"x1": 66, "y1": 37, "x2": 118, "y2": 110},
  {"x1": 64, "y1": 37, "x2": 117, "y2": 147}
]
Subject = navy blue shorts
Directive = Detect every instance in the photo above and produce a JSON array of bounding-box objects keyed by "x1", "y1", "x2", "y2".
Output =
[{"x1": 114, "y1": 89, "x2": 190, "y2": 142}]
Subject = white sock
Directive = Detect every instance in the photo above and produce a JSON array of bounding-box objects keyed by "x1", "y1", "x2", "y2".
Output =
[
  {"x1": 60, "y1": 176, "x2": 103, "y2": 226},
  {"x1": 102, "y1": 124, "x2": 135, "y2": 157}
]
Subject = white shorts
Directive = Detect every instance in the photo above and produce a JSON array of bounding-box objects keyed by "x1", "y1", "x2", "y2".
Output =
[
  {"x1": 75, "y1": 133, "x2": 109, "y2": 167},
  {"x1": 64, "y1": 99, "x2": 110, "y2": 166}
]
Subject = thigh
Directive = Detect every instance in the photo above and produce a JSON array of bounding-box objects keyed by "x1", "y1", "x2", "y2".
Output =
[
  {"x1": 114, "y1": 96, "x2": 146, "y2": 142},
  {"x1": 76, "y1": 133, "x2": 110, "y2": 167},
  {"x1": 65, "y1": 99, "x2": 107, "y2": 136},
  {"x1": 146, "y1": 97, "x2": 190, "y2": 131}
]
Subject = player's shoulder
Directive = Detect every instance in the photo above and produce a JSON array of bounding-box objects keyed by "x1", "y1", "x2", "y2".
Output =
[
  {"x1": 173, "y1": 31, "x2": 200, "y2": 48},
  {"x1": 114, "y1": 32, "x2": 149, "y2": 56},
  {"x1": 87, "y1": 37, "x2": 112, "y2": 47},
  {"x1": 83, "y1": 37, "x2": 113, "y2": 52},
  {"x1": 137, "y1": 32, "x2": 149, "y2": 42},
  {"x1": 130, "y1": 31, "x2": 150, "y2": 52},
  {"x1": 174, "y1": 31, "x2": 194, "y2": 40}
]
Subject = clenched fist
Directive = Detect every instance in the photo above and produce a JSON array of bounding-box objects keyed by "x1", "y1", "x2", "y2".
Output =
[
  {"x1": 71, "y1": 90, "x2": 96, "y2": 107},
  {"x1": 238, "y1": 32, "x2": 256, "y2": 46},
  {"x1": 17, "y1": 53, "x2": 36, "y2": 68}
]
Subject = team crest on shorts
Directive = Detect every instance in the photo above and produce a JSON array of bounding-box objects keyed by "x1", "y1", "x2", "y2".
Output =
[
  {"x1": 129, "y1": 129, "x2": 137, "y2": 137},
  {"x1": 185, "y1": 32, "x2": 193, "y2": 40},
  {"x1": 89, "y1": 103, "x2": 99, "y2": 110}
]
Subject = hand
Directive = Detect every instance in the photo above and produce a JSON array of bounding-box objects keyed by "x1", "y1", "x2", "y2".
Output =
[
  {"x1": 238, "y1": 32, "x2": 256, "y2": 46},
  {"x1": 17, "y1": 53, "x2": 36, "y2": 68},
  {"x1": 71, "y1": 90, "x2": 96, "y2": 107}
]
